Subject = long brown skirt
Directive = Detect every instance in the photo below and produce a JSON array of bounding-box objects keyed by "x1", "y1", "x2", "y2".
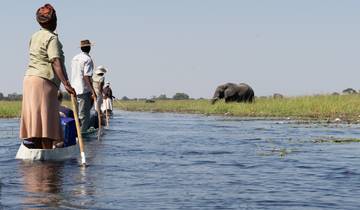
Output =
[{"x1": 20, "y1": 76, "x2": 63, "y2": 141}]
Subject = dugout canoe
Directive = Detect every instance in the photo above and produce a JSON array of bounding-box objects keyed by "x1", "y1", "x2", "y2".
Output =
[
  {"x1": 15, "y1": 125, "x2": 104, "y2": 161},
  {"x1": 15, "y1": 142, "x2": 79, "y2": 161},
  {"x1": 82, "y1": 127, "x2": 99, "y2": 138}
]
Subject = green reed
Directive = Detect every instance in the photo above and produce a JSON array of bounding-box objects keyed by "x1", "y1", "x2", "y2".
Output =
[
  {"x1": 114, "y1": 94, "x2": 360, "y2": 122},
  {"x1": 0, "y1": 101, "x2": 22, "y2": 118},
  {"x1": 0, "y1": 100, "x2": 71, "y2": 118},
  {"x1": 2, "y1": 95, "x2": 360, "y2": 122}
]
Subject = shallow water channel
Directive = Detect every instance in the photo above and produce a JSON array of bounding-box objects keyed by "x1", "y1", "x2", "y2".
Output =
[{"x1": 1, "y1": 111, "x2": 360, "y2": 209}]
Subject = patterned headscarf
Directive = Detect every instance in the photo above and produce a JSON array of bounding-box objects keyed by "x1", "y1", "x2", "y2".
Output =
[{"x1": 36, "y1": 4, "x2": 56, "y2": 24}]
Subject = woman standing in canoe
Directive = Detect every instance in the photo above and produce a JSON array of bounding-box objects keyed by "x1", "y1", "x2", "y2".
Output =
[{"x1": 20, "y1": 4, "x2": 75, "y2": 149}]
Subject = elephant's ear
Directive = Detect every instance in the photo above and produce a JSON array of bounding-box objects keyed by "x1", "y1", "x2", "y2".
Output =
[
  {"x1": 213, "y1": 86, "x2": 223, "y2": 98},
  {"x1": 238, "y1": 84, "x2": 250, "y2": 94},
  {"x1": 224, "y1": 87, "x2": 236, "y2": 97}
]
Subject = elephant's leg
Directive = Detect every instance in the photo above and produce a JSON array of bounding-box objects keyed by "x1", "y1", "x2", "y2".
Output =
[
  {"x1": 236, "y1": 94, "x2": 244, "y2": 102},
  {"x1": 225, "y1": 95, "x2": 237, "y2": 103},
  {"x1": 242, "y1": 94, "x2": 250, "y2": 102},
  {"x1": 248, "y1": 91, "x2": 255, "y2": 102}
]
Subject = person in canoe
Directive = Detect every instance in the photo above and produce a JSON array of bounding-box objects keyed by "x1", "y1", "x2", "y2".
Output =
[
  {"x1": 102, "y1": 81, "x2": 115, "y2": 115},
  {"x1": 92, "y1": 66, "x2": 107, "y2": 108},
  {"x1": 57, "y1": 91, "x2": 77, "y2": 148},
  {"x1": 70, "y1": 40, "x2": 97, "y2": 133},
  {"x1": 58, "y1": 91, "x2": 102, "y2": 140},
  {"x1": 20, "y1": 4, "x2": 76, "y2": 149},
  {"x1": 57, "y1": 91, "x2": 74, "y2": 118},
  {"x1": 92, "y1": 65, "x2": 107, "y2": 112}
]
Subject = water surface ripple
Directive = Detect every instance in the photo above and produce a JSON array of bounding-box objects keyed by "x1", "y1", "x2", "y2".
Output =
[{"x1": 1, "y1": 111, "x2": 360, "y2": 209}]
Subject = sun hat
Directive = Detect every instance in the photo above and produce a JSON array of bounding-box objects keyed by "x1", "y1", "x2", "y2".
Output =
[
  {"x1": 80, "y1": 40, "x2": 93, "y2": 47},
  {"x1": 95, "y1": 65, "x2": 107, "y2": 74}
]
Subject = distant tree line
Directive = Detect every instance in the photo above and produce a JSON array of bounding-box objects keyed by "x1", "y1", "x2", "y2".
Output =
[
  {"x1": 121, "y1": 92, "x2": 191, "y2": 101},
  {"x1": 0, "y1": 92, "x2": 22, "y2": 101},
  {"x1": 0, "y1": 91, "x2": 73, "y2": 101}
]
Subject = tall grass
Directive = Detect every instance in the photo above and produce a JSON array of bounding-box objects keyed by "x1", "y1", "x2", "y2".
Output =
[
  {"x1": 2, "y1": 95, "x2": 360, "y2": 122},
  {"x1": 114, "y1": 95, "x2": 360, "y2": 122},
  {"x1": 0, "y1": 100, "x2": 71, "y2": 118},
  {"x1": 0, "y1": 101, "x2": 22, "y2": 118}
]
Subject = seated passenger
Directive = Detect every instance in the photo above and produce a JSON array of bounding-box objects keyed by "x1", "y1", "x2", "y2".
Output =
[
  {"x1": 58, "y1": 91, "x2": 74, "y2": 118},
  {"x1": 56, "y1": 91, "x2": 77, "y2": 148},
  {"x1": 89, "y1": 112, "x2": 106, "y2": 129}
]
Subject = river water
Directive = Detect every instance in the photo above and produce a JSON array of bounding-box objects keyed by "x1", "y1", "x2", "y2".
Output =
[{"x1": 1, "y1": 111, "x2": 360, "y2": 209}]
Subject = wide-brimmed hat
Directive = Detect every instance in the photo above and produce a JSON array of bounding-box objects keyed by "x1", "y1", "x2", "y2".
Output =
[
  {"x1": 95, "y1": 65, "x2": 107, "y2": 74},
  {"x1": 80, "y1": 39, "x2": 93, "y2": 47}
]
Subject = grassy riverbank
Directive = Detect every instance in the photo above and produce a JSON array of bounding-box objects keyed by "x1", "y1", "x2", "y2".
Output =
[
  {"x1": 2, "y1": 95, "x2": 360, "y2": 122},
  {"x1": 0, "y1": 101, "x2": 72, "y2": 118},
  {"x1": 0, "y1": 101, "x2": 22, "y2": 118},
  {"x1": 114, "y1": 94, "x2": 360, "y2": 123}
]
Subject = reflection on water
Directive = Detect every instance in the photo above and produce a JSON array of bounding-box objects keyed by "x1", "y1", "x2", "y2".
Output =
[
  {"x1": 19, "y1": 161, "x2": 64, "y2": 207},
  {"x1": 1, "y1": 111, "x2": 360, "y2": 209},
  {"x1": 0, "y1": 177, "x2": 2, "y2": 207},
  {"x1": 18, "y1": 160, "x2": 97, "y2": 209}
]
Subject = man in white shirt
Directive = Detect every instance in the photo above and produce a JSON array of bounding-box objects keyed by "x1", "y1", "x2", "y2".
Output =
[{"x1": 71, "y1": 39, "x2": 97, "y2": 132}]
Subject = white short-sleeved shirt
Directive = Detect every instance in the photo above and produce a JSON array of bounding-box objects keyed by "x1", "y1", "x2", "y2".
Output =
[{"x1": 70, "y1": 52, "x2": 94, "y2": 94}]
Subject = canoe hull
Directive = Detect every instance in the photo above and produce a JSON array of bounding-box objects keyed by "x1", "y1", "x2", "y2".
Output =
[
  {"x1": 15, "y1": 143, "x2": 79, "y2": 161},
  {"x1": 82, "y1": 127, "x2": 99, "y2": 138}
]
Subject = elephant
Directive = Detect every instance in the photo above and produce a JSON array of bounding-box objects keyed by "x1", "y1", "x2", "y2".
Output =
[
  {"x1": 273, "y1": 93, "x2": 284, "y2": 99},
  {"x1": 342, "y1": 88, "x2": 357, "y2": 95},
  {"x1": 211, "y1": 83, "x2": 255, "y2": 104},
  {"x1": 145, "y1": 99, "x2": 155, "y2": 103}
]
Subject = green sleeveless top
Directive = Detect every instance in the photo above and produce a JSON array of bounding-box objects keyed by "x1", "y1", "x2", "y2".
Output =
[{"x1": 26, "y1": 29, "x2": 65, "y2": 87}]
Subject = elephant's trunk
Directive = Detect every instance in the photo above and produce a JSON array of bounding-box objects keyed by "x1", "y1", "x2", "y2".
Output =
[{"x1": 210, "y1": 98, "x2": 218, "y2": 104}]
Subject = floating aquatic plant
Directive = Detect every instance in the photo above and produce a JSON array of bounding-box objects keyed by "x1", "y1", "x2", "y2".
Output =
[{"x1": 314, "y1": 137, "x2": 360, "y2": 143}]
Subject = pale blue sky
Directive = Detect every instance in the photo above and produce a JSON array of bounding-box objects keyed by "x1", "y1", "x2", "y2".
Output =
[{"x1": 1, "y1": 1, "x2": 360, "y2": 98}]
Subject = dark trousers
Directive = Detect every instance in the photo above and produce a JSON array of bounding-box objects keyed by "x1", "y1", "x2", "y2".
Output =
[{"x1": 77, "y1": 92, "x2": 92, "y2": 132}]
